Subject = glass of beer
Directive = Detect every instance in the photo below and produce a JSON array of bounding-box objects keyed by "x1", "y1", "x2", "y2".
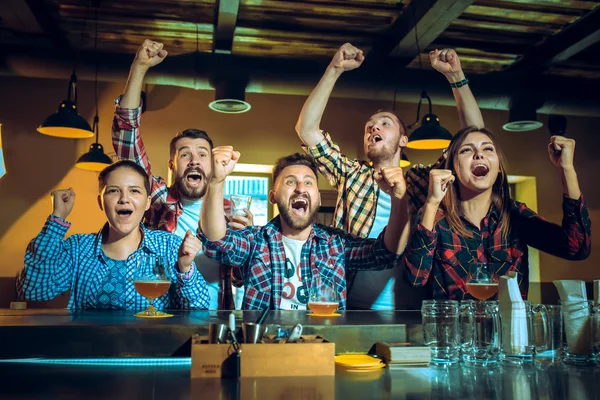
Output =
[
  {"x1": 307, "y1": 275, "x2": 338, "y2": 316},
  {"x1": 466, "y1": 263, "x2": 499, "y2": 300},
  {"x1": 134, "y1": 255, "x2": 172, "y2": 317}
]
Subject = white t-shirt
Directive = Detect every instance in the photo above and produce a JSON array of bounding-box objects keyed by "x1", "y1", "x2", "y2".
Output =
[
  {"x1": 279, "y1": 235, "x2": 308, "y2": 310},
  {"x1": 346, "y1": 190, "x2": 395, "y2": 310},
  {"x1": 174, "y1": 198, "x2": 221, "y2": 310}
]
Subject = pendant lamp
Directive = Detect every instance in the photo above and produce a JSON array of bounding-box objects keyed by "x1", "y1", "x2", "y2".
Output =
[{"x1": 406, "y1": 91, "x2": 452, "y2": 150}]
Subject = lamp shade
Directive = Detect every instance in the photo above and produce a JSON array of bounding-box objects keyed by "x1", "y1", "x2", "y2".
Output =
[
  {"x1": 400, "y1": 152, "x2": 410, "y2": 168},
  {"x1": 38, "y1": 100, "x2": 94, "y2": 139},
  {"x1": 406, "y1": 113, "x2": 452, "y2": 150},
  {"x1": 75, "y1": 143, "x2": 113, "y2": 171},
  {"x1": 502, "y1": 106, "x2": 543, "y2": 132},
  {"x1": 208, "y1": 80, "x2": 251, "y2": 114}
]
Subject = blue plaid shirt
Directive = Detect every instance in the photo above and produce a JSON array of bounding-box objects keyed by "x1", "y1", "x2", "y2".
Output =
[
  {"x1": 199, "y1": 218, "x2": 403, "y2": 310},
  {"x1": 17, "y1": 215, "x2": 210, "y2": 310}
]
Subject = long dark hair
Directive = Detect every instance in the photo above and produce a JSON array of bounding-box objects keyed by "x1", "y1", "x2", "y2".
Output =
[{"x1": 440, "y1": 126, "x2": 511, "y2": 239}]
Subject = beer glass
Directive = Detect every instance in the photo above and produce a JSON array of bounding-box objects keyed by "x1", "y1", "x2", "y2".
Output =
[{"x1": 134, "y1": 255, "x2": 172, "y2": 317}]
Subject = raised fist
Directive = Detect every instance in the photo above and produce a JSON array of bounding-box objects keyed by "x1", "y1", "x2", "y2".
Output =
[
  {"x1": 132, "y1": 39, "x2": 168, "y2": 70},
  {"x1": 51, "y1": 188, "x2": 75, "y2": 220},
  {"x1": 330, "y1": 43, "x2": 365, "y2": 72}
]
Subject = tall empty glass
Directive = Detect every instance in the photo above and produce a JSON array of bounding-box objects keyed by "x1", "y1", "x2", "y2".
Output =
[
  {"x1": 561, "y1": 300, "x2": 597, "y2": 365},
  {"x1": 422, "y1": 300, "x2": 460, "y2": 365},
  {"x1": 461, "y1": 300, "x2": 501, "y2": 365},
  {"x1": 499, "y1": 301, "x2": 549, "y2": 364},
  {"x1": 535, "y1": 304, "x2": 562, "y2": 361}
]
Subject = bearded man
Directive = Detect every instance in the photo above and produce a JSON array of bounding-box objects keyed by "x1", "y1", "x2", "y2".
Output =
[{"x1": 198, "y1": 150, "x2": 410, "y2": 310}]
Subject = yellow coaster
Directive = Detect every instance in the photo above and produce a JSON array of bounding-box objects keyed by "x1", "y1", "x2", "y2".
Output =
[
  {"x1": 134, "y1": 312, "x2": 174, "y2": 319},
  {"x1": 306, "y1": 312, "x2": 342, "y2": 317},
  {"x1": 335, "y1": 354, "x2": 383, "y2": 368}
]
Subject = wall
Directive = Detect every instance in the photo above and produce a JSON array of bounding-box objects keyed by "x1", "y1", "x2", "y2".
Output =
[{"x1": 0, "y1": 74, "x2": 598, "y2": 292}]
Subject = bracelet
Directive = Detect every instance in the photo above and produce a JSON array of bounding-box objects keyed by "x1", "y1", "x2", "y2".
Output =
[{"x1": 449, "y1": 77, "x2": 469, "y2": 88}]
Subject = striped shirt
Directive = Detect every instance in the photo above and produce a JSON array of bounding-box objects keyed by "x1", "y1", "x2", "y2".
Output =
[
  {"x1": 17, "y1": 215, "x2": 210, "y2": 310},
  {"x1": 303, "y1": 132, "x2": 442, "y2": 238},
  {"x1": 404, "y1": 196, "x2": 592, "y2": 300},
  {"x1": 112, "y1": 99, "x2": 236, "y2": 309},
  {"x1": 199, "y1": 218, "x2": 403, "y2": 310}
]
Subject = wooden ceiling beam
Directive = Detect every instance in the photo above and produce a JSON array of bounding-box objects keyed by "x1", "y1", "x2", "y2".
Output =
[
  {"x1": 212, "y1": 0, "x2": 240, "y2": 54},
  {"x1": 23, "y1": 0, "x2": 70, "y2": 49},
  {"x1": 508, "y1": 6, "x2": 600, "y2": 73},
  {"x1": 365, "y1": 0, "x2": 474, "y2": 67},
  {"x1": 0, "y1": 0, "x2": 43, "y2": 34}
]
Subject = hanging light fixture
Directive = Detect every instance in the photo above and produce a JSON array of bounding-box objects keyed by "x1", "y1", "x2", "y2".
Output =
[
  {"x1": 208, "y1": 79, "x2": 251, "y2": 114},
  {"x1": 37, "y1": 72, "x2": 94, "y2": 138},
  {"x1": 75, "y1": 3, "x2": 112, "y2": 171},
  {"x1": 502, "y1": 97, "x2": 543, "y2": 132},
  {"x1": 406, "y1": 90, "x2": 452, "y2": 150},
  {"x1": 399, "y1": 152, "x2": 410, "y2": 168}
]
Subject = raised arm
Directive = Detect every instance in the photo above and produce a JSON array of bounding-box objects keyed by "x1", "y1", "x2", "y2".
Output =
[
  {"x1": 16, "y1": 189, "x2": 77, "y2": 300},
  {"x1": 200, "y1": 146, "x2": 240, "y2": 241},
  {"x1": 169, "y1": 230, "x2": 210, "y2": 309},
  {"x1": 430, "y1": 49, "x2": 484, "y2": 129},
  {"x1": 519, "y1": 136, "x2": 590, "y2": 260},
  {"x1": 375, "y1": 167, "x2": 412, "y2": 255},
  {"x1": 295, "y1": 43, "x2": 364, "y2": 146},
  {"x1": 112, "y1": 40, "x2": 167, "y2": 174},
  {"x1": 404, "y1": 169, "x2": 454, "y2": 287}
]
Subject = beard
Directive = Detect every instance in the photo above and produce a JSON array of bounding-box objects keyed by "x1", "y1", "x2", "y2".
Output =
[
  {"x1": 367, "y1": 136, "x2": 401, "y2": 164},
  {"x1": 277, "y1": 196, "x2": 319, "y2": 231},
  {"x1": 175, "y1": 167, "x2": 209, "y2": 200}
]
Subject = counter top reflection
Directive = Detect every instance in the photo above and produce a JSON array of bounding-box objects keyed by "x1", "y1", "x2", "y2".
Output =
[{"x1": 1, "y1": 361, "x2": 598, "y2": 400}]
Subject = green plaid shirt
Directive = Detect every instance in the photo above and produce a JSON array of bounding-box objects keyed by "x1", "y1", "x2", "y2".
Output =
[{"x1": 303, "y1": 132, "x2": 443, "y2": 238}]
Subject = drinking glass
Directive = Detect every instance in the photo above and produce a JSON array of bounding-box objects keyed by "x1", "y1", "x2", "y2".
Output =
[
  {"x1": 230, "y1": 194, "x2": 252, "y2": 217},
  {"x1": 499, "y1": 301, "x2": 549, "y2": 364},
  {"x1": 466, "y1": 263, "x2": 499, "y2": 300},
  {"x1": 535, "y1": 304, "x2": 562, "y2": 361},
  {"x1": 461, "y1": 300, "x2": 501, "y2": 365},
  {"x1": 134, "y1": 255, "x2": 172, "y2": 317},
  {"x1": 422, "y1": 300, "x2": 460, "y2": 365},
  {"x1": 561, "y1": 300, "x2": 597, "y2": 365},
  {"x1": 307, "y1": 275, "x2": 338, "y2": 316}
]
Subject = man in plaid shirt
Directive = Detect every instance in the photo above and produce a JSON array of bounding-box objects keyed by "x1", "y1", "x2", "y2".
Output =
[
  {"x1": 112, "y1": 40, "x2": 251, "y2": 310},
  {"x1": 296, "y1": 44, "x2": 484, "y2": 310},
  {"x1": 198, "y1": 149, "x2": 410, "y2": 310}
]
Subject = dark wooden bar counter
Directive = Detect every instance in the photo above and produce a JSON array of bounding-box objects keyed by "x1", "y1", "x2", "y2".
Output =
[
  {"x1": 0, "y1": 309, "x2": 422, "y2": 358},
  {"x1": 1, "y1": 309, "x2": 599, "y2": 399}
]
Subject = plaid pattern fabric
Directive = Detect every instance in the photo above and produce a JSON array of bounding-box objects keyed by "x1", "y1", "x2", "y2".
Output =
[
  {"x1": 405, "y1": 196, "x2": 592, "y2": 300},
  {"x1": 199, "y1": 218, "x2": 403, "y2": 310},
  {"x1": 303, "y1": 132, "x2": 443, "y2": 238},
  {"x1": 17, "y1": 215, "x2": 210, "y2": 310},
  {"x1": 112, "y1": 99, "x2": 235, "y2": 309}
]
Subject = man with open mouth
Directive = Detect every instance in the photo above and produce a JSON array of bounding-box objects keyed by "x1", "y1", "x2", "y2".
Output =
[
  {"x1": 295, "y1": 44, "x2": 485, "y2": 310},
  {"x1": 112, "y1": 40, "x2": 252, "y2": 310},
  {"x1": 198, "y1": 149, "x2": 411, "y2": 311}
]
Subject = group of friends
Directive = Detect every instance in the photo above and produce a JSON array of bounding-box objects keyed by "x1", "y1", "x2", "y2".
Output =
[{"x1": 16, "y1": 40, "x2": 592, "y2": 311}]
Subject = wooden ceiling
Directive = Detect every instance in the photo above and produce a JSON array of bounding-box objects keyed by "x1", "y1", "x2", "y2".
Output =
[{"x1": 0, "y1": 0, "x2": 599, "y2": 80}]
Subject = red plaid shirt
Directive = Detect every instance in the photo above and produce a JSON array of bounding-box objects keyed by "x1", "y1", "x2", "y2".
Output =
[
  {"x1": 405, "y1": 196, "x2": 592, "y2": 300},
  {"x1": 200, "y1": 218, "x2": 403, "y2": 310},
  {"x1": 112, "y1": 99, "x2": 235, "y2": 309}
]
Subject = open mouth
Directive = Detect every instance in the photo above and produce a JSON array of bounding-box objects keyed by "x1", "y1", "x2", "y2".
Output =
[
  {"x1": 185, "y1": 170, "x2": 204, "y2": 186},
  {"x1": 116, "y1": 209, "x2": 133, "y2": 217},
  {"x1": 290, "y1": 197, "x2": 309, "y2": 216},
  {"x1": 368, "y1": 134, "x2": 383, "y2": 148},
  {"x1": 471, "y1": 164, "x2": 489, "y2": 178}
]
